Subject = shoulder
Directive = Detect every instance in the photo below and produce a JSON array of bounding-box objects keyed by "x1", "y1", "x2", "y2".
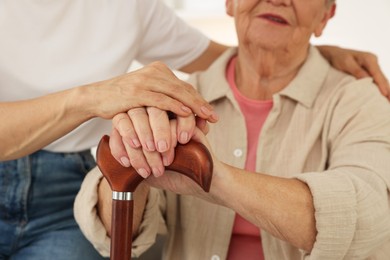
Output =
[{"x1": 323, "y1": 67, "x2": 386, "y2": 110}]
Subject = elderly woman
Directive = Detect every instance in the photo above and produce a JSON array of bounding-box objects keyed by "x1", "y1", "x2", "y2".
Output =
[{"x1": 75, "y1": 0, "x2": 390, "y2": 259}]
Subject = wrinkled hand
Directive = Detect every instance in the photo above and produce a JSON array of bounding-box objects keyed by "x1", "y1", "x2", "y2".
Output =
[
  {"x1": 110, "y1": 110, "x2": 209, "y2": 175},
  {"x1": 87, "y1": 61, "x2": 219, "y2": 120},
  {"x1": 318, "y1": 45, "x2": 390, "y2": 100},
  {"x1": 144, "y1": 127, "x2": 219, "y2": 201}
]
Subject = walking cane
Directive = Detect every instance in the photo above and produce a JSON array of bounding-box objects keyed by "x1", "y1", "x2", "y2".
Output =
[{"x1": 96, "y1": 135, "x2": 213, "y2": 260}]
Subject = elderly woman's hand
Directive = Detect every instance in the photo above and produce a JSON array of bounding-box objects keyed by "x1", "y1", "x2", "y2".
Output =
[
  {"x1": 318, "y1": 45, "x2": 390, "y2": 100},
  {"x1": 144, "y1": 125, "x2": 220, "y2": 202},
  {"x1": 109, "y1": 108, "x2": 210, "y2": 176}
]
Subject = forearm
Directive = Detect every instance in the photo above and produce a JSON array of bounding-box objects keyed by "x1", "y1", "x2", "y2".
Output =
[
  {"x1": 0, "y1": 86, "x2": 93, "y2": 160},
  {"x1": 210, "y1": 163, "x2": 316, "y2": 252},
  {"x1": 179, "y1": 41, "x2": 229, "y2": 73}
]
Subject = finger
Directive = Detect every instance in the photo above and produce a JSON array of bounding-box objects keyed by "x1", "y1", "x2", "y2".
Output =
[
  {"x1": 176, "y1": 114, "x2": 196, "y2": 144},
  {"x1": 109, "y1": 128, "x2": 131, "y2": 167},
  {"x1": 112, "y1": 113, "x2": 141, "y2": 148},
  {"x1": 147, "y1": 107, "x2": 171, "y2": 153},
  {"x1": 142, "y1": 148, "x2": 165, "y2": 178},
  {"x1": 138, "y1": 86, "x2": 218, "y2": 123},
  {"x1": 366, "y1": 67, "x2": 390, "y2": 98},
  {"x1": 123, "y1": 109, "x2": 165, "y2": 177},
  {"x1": 195, "y1": 117, "x2": 209, "y2": 135},
  {"x1": 341, "y1": 55, "x2": 371, "y2": 79},
  {"x1": 161, "y1": 120, "x2": 179, "y2": 166},
  {"x1": 127, "y1": 108, "x2": 156, "y2": 152},
  {"x1": 131, "y1": 91, "x2": 194, "y2": 117},
  {"x1": 326, "y1": 49, "x2": 371, "y2": 79},
  {"x1": 123, "y1": 142, "x2": 151, "y2": 178},
  {"x1": 190, "y1": 127, "x2": 213, "y2": 156},
  {"x1": 358, "y1": 55, "x2": 390, "y2": 97},
  {"x1": 143, "y1": 62, "x2": 219, "y2": 123}
]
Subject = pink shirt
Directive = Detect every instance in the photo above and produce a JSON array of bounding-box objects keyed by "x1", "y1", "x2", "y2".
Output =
[{"x1": 226, "y1": 56, "x2": 273, "y2": 260}]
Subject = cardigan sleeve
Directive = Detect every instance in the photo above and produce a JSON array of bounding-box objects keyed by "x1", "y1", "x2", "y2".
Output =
[
  {"x1": 295, "y1": 79, "x2": 390, "y2": 259},
  {"x1": 73, "y1": 167, "x2": 162, "y2": 258}
]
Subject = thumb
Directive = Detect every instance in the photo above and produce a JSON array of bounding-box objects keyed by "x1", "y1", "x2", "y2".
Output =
[{"x1": 191, "y1": 127, "x2": 213, "y2": 155}]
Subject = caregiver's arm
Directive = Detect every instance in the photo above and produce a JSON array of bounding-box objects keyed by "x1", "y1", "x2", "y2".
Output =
[
  {"x1": 182, "y1": 41, "x2": 389, "y2": 95},
  {"x1": 318, "y1": 45, "x2": 389, "y2": 98},
  {"x1": 110, "y1": 44, "x2": 390, "y2": 168},
  {"x1": 0, "y1": 62, "x2": 216, "y2": 161}
]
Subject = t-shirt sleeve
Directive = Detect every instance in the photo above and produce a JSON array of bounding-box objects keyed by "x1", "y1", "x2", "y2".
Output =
[{"x1": 134, "y1": 0, "x2": 209, "y2": 69}]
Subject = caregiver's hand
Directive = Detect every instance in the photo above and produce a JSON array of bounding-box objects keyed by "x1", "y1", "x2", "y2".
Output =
[
  {"x1": 91, "y1": 61, "x2": 219, "y2": 120},
  {"x1": 318, "y1": 45, "x2": 390, "y2": 99}
]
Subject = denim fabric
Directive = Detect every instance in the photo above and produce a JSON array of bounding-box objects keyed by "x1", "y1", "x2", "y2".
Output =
[{"x1": 0, "y1": 150, "x2": 107, "y2": 260}]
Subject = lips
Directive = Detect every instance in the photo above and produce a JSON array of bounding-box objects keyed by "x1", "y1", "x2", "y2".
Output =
[{"x1": 259, "y1": 14, "x2": 289, "y2": 25}]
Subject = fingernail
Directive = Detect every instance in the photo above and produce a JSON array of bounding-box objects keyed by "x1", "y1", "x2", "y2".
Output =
[
  {"x1": 132, "y1": 138, "x2": 141, "y2": 148},
  {"x1": 138, "y1": 168, "x2": 149, "y2": 178},
  {"x1": 152, "y1": 167, "x2": 162, "y2": 177},
  {"x1": 162, "y1": 156, "x2": 170, "y2": 166},
  {"x1": 211, "y1": 111, "x2": 219, "y2": 121},
  {"x1": 157, "y1": 140, "x2": 168, "y2": 152},
  {"x1": 120, "y1": 157, "x2": 130, "y2": 167},
  {"x1": 179, "y1": 131, "x2": 189, "y2": 143},
  {"x1": 181, "y1": 106, "x2": 192, "y2": 113},
  {"x1": 146, "y1": 141, "x2": 156, "y2": 151},
  {"x1": 200, "y1": 106, "x2": 212, "y2": 117}
]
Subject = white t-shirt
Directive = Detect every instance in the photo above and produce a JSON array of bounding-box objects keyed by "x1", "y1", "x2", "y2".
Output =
[{"x1": 0, "y1": 0, "x2": 209, "y2": 152}]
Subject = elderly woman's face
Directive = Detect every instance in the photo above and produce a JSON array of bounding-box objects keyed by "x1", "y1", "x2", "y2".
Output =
[{"x1": 227, "y1": 0, "x2": 335, "y2": 51}]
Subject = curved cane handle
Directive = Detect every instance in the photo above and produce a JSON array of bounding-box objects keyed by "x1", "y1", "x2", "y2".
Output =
[
  {"x1": 96, "y1": 135, "x2": 213, "y2": 260},
  {"x1": 96, "y1": 135, "x2": 213, "y2": 192}
]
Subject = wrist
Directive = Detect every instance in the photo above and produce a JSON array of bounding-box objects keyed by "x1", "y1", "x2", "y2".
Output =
[
  {"x1": 317, "y1": 45, "x2": 339, "y2": 60},
  {"x1": 69, "y1": 83, "x2": 100, "y2": 120},
  {"x1": 208, "y1": 162, "x2": 233, "y2": 207}
]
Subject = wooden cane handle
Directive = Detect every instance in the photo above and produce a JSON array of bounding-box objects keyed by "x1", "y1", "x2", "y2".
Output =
[
  {"x1": 96, "y1": 135, "x2": 213, "y2": 260},
  {"x1": 96, "y1": 135, "x2": 213, "y2": 192}
]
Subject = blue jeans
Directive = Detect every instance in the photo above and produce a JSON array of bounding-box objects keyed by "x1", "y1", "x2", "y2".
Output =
[{"x1": 0, "y1": 150, "x2": 107, "y2": 260}]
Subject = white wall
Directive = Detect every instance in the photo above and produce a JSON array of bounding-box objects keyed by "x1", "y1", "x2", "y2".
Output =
[
  {"x1": 312, "y1": 0, "x2": 390, "y2": 78},
  {"x1": 170, "y1": 0, "x2": 390, "y2": 78}
]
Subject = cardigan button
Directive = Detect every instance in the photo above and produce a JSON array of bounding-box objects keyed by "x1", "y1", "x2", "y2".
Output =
[
  {"x1": 233, "y1": 148, "x2": 243, "y2": 158},
  {"x1": 211, "y1": 255, "x2": 220, "y2": 260}
]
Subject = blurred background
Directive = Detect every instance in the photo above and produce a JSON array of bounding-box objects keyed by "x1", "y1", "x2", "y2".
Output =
[{"x1": 164, "y1": 0, "x2": 390, "y2": 78}]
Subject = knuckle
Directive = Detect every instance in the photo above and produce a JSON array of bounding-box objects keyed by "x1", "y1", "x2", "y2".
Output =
[
  {"x1": 112, "y1": 113, "x2": 128, "y2": 125},
  {"x1": 147, "y1": 107, "x2": 169, "y2": 121},
  {"x1": 120, "y1": 128, "x2": 134, "y2": 139},
  {"x1": 127, "y1": 107, "x2": 146, "y2": 118},
  {"x1": 367, "y1": 53, "x2": 378, "y2": 62},
  {"x1": 148, "y1": 61, "x2": 169, "y2": 74},
  {"x1": 110, "y1": 148, "x2": 123, "y2": 161},
  {"x1": 146, "y1": 106, "x2": 162, "y2": 115},
  {"x1": 128, "y1": 153, "x2": 145, "y2": 167}
]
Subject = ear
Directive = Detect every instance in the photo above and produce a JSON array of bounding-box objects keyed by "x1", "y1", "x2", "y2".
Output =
[
  {"x1": 314, "y1": 3, "x2": 336, "y2": 37},
  {"x1": 226, "y1": 0, "x2": 234, "y2": 17}
]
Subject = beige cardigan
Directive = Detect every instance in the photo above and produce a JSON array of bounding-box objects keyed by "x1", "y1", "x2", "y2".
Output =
[{"x1": 75, "y1": 47, "x2": 390, "y2": 259}]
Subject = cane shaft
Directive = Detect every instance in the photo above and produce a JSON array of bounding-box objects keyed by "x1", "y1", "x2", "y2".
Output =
[{"x1": 111, "y1": 199, "x2": 133, "y2": 260}]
